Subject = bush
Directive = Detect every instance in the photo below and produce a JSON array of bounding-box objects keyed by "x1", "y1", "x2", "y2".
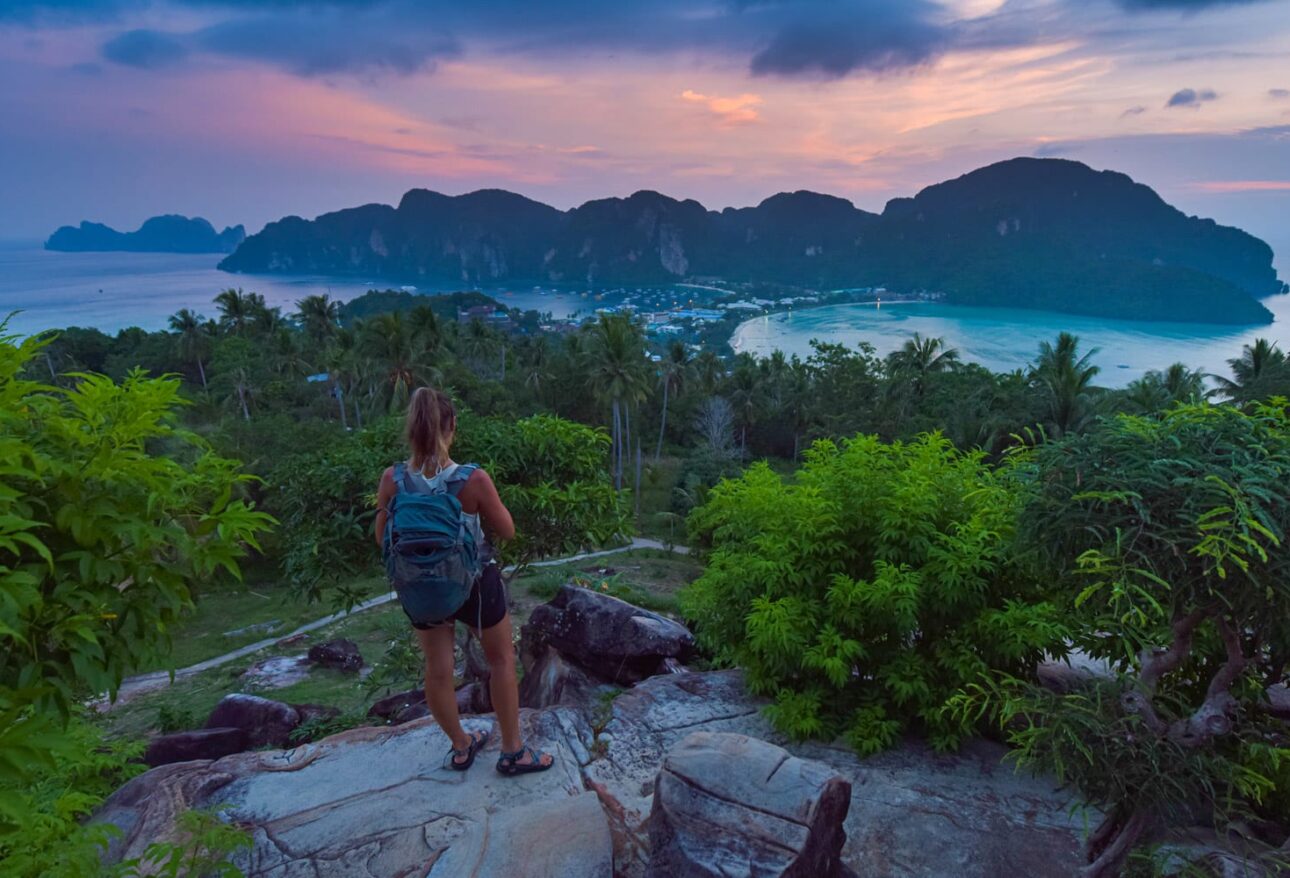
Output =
[
  {"x1": 682, "y1": 433, "x2": 1066, "y2": 753},
  {"x1": 972, "y1": 402, "x2": 1290, "y2": 877}
]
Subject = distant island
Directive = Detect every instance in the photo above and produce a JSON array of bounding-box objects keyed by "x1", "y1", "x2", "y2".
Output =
[
  {"x1": 219, "y1": 158, "x2": 1286, "y2": 325},
  {"x1": 46, "y1": 215, "x2": 245, "y2": 254}
]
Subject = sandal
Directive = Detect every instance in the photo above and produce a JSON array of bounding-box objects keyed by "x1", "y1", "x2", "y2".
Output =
[
  {"x1": 496, "y1": 743, "x2": 554, "y2": 776},
  {"x1": 443, "y1": 729, "x2": 489, "y2": 771}
]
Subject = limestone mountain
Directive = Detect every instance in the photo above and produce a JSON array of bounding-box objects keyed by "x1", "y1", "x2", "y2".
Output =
[
  {"x1": 219, "y1": 158, "x2": 1286, "y2": 324},
  {"x1": 46, "y1": 215, "x2": 245, "y2": 254}
]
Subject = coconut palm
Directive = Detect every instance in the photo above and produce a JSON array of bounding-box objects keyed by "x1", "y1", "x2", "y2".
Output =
[
  {"x1": 585, "y1": 313, "x2": 650, "y2": 489},
  {"x1": 1210, "y1": 338, "x2": 1288, "y2": 403},
  {"x1": 1125, "y1": 363, "x2": 1206, "y2": 414},
  {"x1": 887, "y1": 333, "x2": 959, "y2": 400},
  {"x1": 655, "y1": 340, "x2": 691, "y2": 461},
  {"x1": 1030, "y1": 332, "x2": 1101, "y2": 437},
  {"x1": 214, "y1": 288, "x2": 255, "y2": 334},
  {"x1": 693, "y1": 350, "x2": 724, "y2": 396},
  {"x1": 518, "y1": 334, "x2": 552, "y2": 399},
  {"x1": 168, "y1": 308, "x2": 210, "y2": 389},
  {"x1": 360, "y1": 312, "x2": 440, "y2": 412},
  {"x1": 295, "y1": 294, "x2": 341, "y2": 347},
  {"x1": 727, "y1": 354, "x2": 763, "y2": 453}
]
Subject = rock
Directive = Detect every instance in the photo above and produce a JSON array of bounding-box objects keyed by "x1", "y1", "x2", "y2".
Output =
[
  {"x1": 366, "y1": 687, "x2": 423, "y2": 721},
  {"x1": 1036, "y1": 649, "x2": 1114, "y2": 694},
  {"x1": 521, "y1": 584, "x2": 696, "y2": 684},
  {"x1": 239, "y1": 655, "x2": 312, "y2": 690},
  {"x1": 204, "y1": 694, "x2": 301, "y2": 749},
  {"x1": 292, "y1": 703, "x2": 341, "y2": 727},
  {"x1": 648, "y1": 731, "x2": 852, "y2": 878},
  {"x1": 583, "y1": 670, "x2": 1091, "y2": 878},
  {"x1": 95, "y1": 706, "x2": 599, "y2": 877},
  {"x1": 394, "y1": 702, "x2": 431, "y2": 724},
  {"x1": 455, "y1": 681, "x2": 492, "y2": 715},
  {"x1": 1266, "y1": 683, "x2": 1290, "y2": 720},
  {"x1": 144, "y1": 727, "x2": 248, "y2": 767},
  {"x1": 428, "y1": 791, "x2": 612, "y2": 877},
  {"x1": 308, "y1": 638, "x2": 363, "y2": 671},
  {"x1": 519, "y1": 645, "x2": 616, "y2": 710}
]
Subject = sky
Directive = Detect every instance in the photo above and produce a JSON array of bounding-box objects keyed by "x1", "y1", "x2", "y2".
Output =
[{"x1": 1, "y1": 0, "x2": 1288, "y2": 256}]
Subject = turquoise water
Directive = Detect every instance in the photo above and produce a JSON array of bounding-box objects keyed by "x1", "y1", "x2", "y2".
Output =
[
  {"x1": 0, "y1": 245, "x2": 585, "y2": 337},
  {"x1": 730, "y1": 296, "x2": 1290, "y2": 388}
]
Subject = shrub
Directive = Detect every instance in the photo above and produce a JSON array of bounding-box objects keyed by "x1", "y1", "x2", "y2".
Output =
[
  {"x1": 969, "y1": 402, "x2": 1290, "y2": 877},
  {"x1": 681, "y1": 433, "x2": 1066, "y2": 753}
]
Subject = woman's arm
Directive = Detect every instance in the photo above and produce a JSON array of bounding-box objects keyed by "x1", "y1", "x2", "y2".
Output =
[
  {"x1": 463, "y1": 469, "x2": 515, "y2": 542},
  {"x1": 373, "y1": 466, "x2": 396, "y2": 550}
]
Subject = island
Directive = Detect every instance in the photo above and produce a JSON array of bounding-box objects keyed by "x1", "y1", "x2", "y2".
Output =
[
  {"x1": 218, "y1": 158, "x2": 1286, "y2": 325},
  {"x1": 46, "y1": 215, "x2": 246, "y2": 254}
]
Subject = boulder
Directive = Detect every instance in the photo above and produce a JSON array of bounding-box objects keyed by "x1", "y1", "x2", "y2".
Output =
[
  {"x1": 455, "y1": 681, "x2": 492, "y2": 715},
  {"x1": 521, "y1": 584, "x2": 696, "y2": 684},
  {"x1": 204, "y1": 694, "x2": 301, "y2": 749},
  {"x1": 144, "y1": 727, "x2": 248, "y2": 767},
  {"x1": 307, "y1": 638, "x2": 363, "y2": 671},
  {"x1": 583, "y1": 670, "x2": 1092, "y2": 878},
  {"x1": 94, "y1": 706, "x2": 599, "y2": 877},
  {"x1": 1036, "y1": 649, "x2": 1114, "y2": 694},
  {"x1": 366, "y1": 687, "x2": 423, "y2": 721},
  {"x1": 1266, "y1": 683, "x2": 1290, "y2": 720},
  {"x1": 292, "y1": 703, "x2": 341, "y2": 728},
  {"x1": 239, "y1": 655, "x2": 311, "y2": 690},
  {"x1": 519, "y1": 645, "x2": 616, "y2": 710},
  {"x1": 648, "y1": 732, "x2": 852, "y2": 878}
]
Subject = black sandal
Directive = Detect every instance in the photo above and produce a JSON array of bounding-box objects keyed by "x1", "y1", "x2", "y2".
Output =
[
  {"x1": 444, "y1": 729, "x2": 489, "y2": 771},
  {"x1": 496, "y1": 743, "x2": 554, "y2": 776}
]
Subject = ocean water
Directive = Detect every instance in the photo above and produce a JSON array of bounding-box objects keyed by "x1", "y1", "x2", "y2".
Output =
[{"x1": 0, "y1": 245, "x2": 585, "y2": 337}]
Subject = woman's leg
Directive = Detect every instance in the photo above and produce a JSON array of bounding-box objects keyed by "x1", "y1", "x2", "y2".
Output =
[
  {"x1": 476, "y1": 615, "x2": 551, "y2": 767},
  {"x1": 415, "y1": 624, "x2": 473, "y2": 756}
]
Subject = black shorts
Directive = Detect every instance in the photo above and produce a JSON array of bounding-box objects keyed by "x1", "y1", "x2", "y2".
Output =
[{"x1": 409, "y1": 563, "x2": 508, "y2": 631}]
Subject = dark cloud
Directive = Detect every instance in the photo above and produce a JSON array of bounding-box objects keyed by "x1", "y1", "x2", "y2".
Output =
[
  {"x1": 102, "y1": 29, "x2": 189, "y2": 69},
  {"x1": 195, "y1": 13, "x2": 459, "y2": 76},
  {"x1": 1166, "y1": 87, "x2": 1219, "y2": 107},
  {"x1": 1121, "y1": 105, "x2": 1148, "y2": 116},
  {"x1": 749, "y1": 3, "x2": 950, "y2": 78},
  {"x1": 1270, "y1": 88, "x2": 1290, "y2": 99}
]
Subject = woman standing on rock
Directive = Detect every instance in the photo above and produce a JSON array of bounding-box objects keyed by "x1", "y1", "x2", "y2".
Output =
[{"x1": 375, "y1": 386, "x2": 554, "y2": 775}]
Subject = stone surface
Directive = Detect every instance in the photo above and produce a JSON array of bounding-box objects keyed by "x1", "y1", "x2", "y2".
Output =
[
  {"x1": 519, "y1": 645, "x2": 616, "y2": 710},
  {"x1": 1266, "y1": 683, "x2": 1290, "y2": 720},
  {"x1": 455, "y1": 681, "x2": 492, "y2": 715},
  {"x1": 1036, "y1": 649, "x2": 1114, "y2": 694},
  {"x1": 239, "y1": 655, "x2": 312, "y2": 690},
  {"x1": 205, "y1": 694, "x2": 301, "y2": 749},
  {"x1": 96, "y1": 707, "x2": 598, "y2": 877},
  {"x1": 144, "y1": 727, "x2": 248, "y2": 767},
  {"x1": 583, "y1": 670, "x2": 1091, "y2": 878},
  {"x1": 366, "y1": 687, "x2": 423, "y2": 721},
  {"x1": 648, "y1": 732, "x2": 851, "y2": 878},
  {"x1": 521, "y1": 584, "x2": 696, "y2": 684},
  {"x1": 308, "y1": 638, "x2": 363, "y2": 671}
]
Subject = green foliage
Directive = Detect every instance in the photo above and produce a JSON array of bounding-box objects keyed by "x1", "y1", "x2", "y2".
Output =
[
  {"x1": 682, "y1": 433, "x2": 1066, "y2": 753},
  {"x1": 126, "y1": 808, "x2": 251, "y2": 878},
  {"x1": 288, "y1": 710, "x2": 372, "y2": 744},
  {"x1": 156, "y1": 704, "x2": 199, "y2": 734}
]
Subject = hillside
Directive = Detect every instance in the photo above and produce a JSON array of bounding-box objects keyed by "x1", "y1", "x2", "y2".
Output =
[
  {"x1": 46, "y1": 215, "x2": 245, "y2": 253},
  {"x1": 219, "y1": 158, "x2": 1286, "y2": 324}
]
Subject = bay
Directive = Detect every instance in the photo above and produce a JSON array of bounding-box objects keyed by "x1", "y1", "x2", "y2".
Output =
[{"x1": 0, "y1": 245, "x2": 586, "y2": 337}]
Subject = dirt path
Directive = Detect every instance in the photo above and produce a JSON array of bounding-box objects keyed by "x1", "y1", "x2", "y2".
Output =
[{"x1": 97, "y1": 538, "x2": 689, "y2": 711}]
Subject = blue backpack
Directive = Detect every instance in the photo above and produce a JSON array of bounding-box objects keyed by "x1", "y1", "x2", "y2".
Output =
[{"x1": 383, "y1": 462, "x2": 483, "y2": 626}]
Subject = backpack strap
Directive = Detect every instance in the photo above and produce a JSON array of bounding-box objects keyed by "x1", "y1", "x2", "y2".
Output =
[
  {"x1": 392, "y1": 461, "x2": 410, "y2": 494},
  {"x1": 445, "y1": 464, "x2": 479, "y2": 499}
]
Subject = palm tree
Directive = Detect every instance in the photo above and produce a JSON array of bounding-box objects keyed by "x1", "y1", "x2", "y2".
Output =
[
  {"x1": 1210, "y1": 338, "x2": 1288, "y2": 403},
  {"x1": 1030, "y1": 332, "x2": 1101, "y2": 437},
  {"x1": 360, "y1": 312, "x2": 440, "y2": 412},
  {"x1": 168, "y1": 308, "x2": 210, "y2": 389},
  {"x1": 268, "y1": 328, "x2": 311, "y2": 379},
  {"x1": 295, "y1": 294, "x2": 341, "y2": 347},
  {"x1": 728, "y1": 354, "x2": 762, "y2": 453},
  {"x1": 215, "y1": 288, "x2": 254, "y2": 334},
  {"x1": 887, "y1": 333, "x2": 959, "y2": 399},
  {"x1": 407, "y1": 305, "x2": 441, "y2": 353},
  {"x1": 693, "y1": 350, "x2": 724, "y2": 396},
  {"x1": 585, "y1": 314, "x2": 650, "y2": 489},
  {"x1": 519, "y1": 335, "x2": 552, "y2": 400},
  {"x1": 655, "y1": 340, "x2": 691, "y2": 461},
  {"x1": 1125, "y1": 363, "x2": 1206, "y2": 414},
  {"x1": 460, "y1": 319, "x2": 500, "y2": 378}
]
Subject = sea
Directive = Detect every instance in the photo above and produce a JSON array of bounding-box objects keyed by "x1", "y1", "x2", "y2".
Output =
[{"x1": 2, "y1": 241, "x2": 1288, "y2": 390}]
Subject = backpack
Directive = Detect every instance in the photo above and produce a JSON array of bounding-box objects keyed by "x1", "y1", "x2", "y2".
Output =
[{"x1": 383, "y1": 462, "x2": 483, "y2": 626}]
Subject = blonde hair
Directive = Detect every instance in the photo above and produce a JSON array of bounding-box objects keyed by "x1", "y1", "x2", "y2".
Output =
[{"x1": 406, "y1": 386, "x2": 456, "y2": 474}]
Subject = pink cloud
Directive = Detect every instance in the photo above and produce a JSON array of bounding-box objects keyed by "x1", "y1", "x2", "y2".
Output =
[{"x1": 680, "y1": 89, "x2": 763, "y2": 125}]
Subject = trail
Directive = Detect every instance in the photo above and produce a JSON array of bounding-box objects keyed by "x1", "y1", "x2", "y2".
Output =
[{"x1": 98, "y1": 538, "x2": 688, "y2": 711}]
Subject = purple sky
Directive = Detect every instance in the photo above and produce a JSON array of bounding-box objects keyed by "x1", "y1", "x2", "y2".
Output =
[{"x1": 1, "y1": 0, "x2": 1288, "y2": 256}]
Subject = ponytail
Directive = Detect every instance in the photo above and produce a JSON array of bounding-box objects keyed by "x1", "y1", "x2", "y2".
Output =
[{"x1": 406, "y1": 386, "x2": 456, "y2": 474}]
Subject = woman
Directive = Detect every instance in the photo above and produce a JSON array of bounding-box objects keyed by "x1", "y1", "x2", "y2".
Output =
[{"x1": 374, "y1": 386, "x2": 553, "y2": 775}]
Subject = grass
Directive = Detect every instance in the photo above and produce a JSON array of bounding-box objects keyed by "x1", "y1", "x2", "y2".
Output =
[{"x1": 98, "y1": 547, "x2": 703, "y2": 744}]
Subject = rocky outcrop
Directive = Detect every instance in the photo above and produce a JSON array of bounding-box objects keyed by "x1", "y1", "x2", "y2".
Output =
[
  {"x1": 307, "y1": 639, "x2": 363, "y2": 671},
  {"x1": 648, "y1": 732, "x2": 851, "y2": 878},
  {"x1": 144, "y1": 727, "x2": 248, "y2": 767},
  {"x1": 521, "y1": 584, "x2": 696, "y2": 684},
  {"x1": 204, "y1": 694, "x2": 301, "y2": 749},
  {"x1": 518, "y1": 645, "x2": 615, "y2": 710},
  {"x1": 584, "y1": 670, "x2": 1090, "y2": 878}
]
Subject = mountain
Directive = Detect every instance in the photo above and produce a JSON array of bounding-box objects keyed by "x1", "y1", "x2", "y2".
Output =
[
  {"x1": 46, "y1": 215, "x2": 245, "y2": 254},
  {"x1": 219, "y1": 159, "x2": 1286, "y2": 324}
]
